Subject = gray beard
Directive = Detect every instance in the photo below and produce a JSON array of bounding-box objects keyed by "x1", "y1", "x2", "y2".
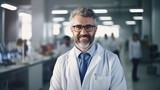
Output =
[{"x1": 75, "y1": 42, "x2": 91, "y2": 49}]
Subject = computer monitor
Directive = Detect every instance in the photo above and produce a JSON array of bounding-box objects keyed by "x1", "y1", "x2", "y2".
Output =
[
  {"x1": 0, "y1": 43, "x2": 7, "y2": 53},
  {"x1": 2, "y1": 52, "x2": 10, "y2": 61},
  {"x1": 9, "y1": 49, "x2": 19, "y2": 58},
  {"x1": 1, "y1": 52, "x2": 15, "y2": 66}
]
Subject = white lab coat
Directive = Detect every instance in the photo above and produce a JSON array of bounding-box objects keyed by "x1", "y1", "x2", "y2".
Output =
[
  {"x1": 49, "y1": 43, "x2": 127, "y2": 90},
  {"x1": 129, "y1": 40, "x2": 142, "y2": 60}
]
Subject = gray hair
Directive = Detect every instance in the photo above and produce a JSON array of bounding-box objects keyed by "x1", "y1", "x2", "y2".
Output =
[{"x1": 69, "y1": 7, "x2": 97, "y2": 25}]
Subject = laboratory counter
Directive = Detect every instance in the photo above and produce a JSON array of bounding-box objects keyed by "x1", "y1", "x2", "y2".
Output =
[{"x1": 0, "y1": 55, "x2": 57, "y2": 90}]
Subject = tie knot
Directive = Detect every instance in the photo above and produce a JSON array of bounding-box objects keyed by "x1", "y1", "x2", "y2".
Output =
[{"x1": 79, "y1": 53, "x2": 90, "y2": 61}]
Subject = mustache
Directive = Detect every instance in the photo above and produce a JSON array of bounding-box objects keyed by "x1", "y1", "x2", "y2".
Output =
[{"x1": 78, "y1": 34, "x2": 91, "y2": 39}]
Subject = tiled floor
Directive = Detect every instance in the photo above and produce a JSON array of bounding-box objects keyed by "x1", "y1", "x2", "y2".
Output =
[
  {"x1": 42, "y1": 50, "x2": 160, "y2": 90},
  {"x1": 121, "y1": 50, "x2": 160, "y2": 90}
]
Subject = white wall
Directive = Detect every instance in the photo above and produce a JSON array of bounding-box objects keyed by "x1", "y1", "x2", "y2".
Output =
[
  {"x1": 142, "y1": 0, "x2": 152, "y2": 43},
  {"x1": 31, "y1": 0, "x2": 46, "y2": 49}
]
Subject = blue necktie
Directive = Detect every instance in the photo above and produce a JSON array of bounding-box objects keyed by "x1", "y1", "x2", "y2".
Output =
[{"x1": 79, "y1": 53, "x2": 90, "y2": 83}]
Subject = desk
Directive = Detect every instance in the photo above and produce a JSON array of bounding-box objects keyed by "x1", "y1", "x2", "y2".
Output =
[{"x1": 0, "y1": 56, "x2": 56, "y2": 90}]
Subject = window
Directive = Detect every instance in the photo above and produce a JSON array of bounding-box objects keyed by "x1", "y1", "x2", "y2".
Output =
[
  {"x1": 96, "y1": 25, "x2": 119, "y2": 38},
  {"x1": 52, "y1": 23, "x2": 61, "y2": 35},
  {"x1": 64, "y1": 26, "x2": 72, "y2": 37},
  {"x1": 19, "y1": 12, "x2": 32, "y2": 40}
]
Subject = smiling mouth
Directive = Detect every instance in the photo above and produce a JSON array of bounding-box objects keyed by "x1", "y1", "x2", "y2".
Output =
[
  {"x1": 79, "y1": 36, "x2": 89, "y2": 41},
  {"x1": 81, "y1": 36, "x2": 88, "y2": 39}
]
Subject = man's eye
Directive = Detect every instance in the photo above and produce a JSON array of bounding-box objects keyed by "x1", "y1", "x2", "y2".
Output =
[{"x1": 75, "y1": 25, "x2": 82, "y2": 29}]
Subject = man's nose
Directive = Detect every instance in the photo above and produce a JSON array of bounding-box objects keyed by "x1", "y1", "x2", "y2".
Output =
[{"x1": 80, "y1": 28, "x2": 88, "y2": 34}]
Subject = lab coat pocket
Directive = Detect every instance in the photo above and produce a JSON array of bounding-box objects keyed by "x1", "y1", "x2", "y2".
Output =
[{"x1": 93, "y1": 76, "x2": 111, "y2": 90}]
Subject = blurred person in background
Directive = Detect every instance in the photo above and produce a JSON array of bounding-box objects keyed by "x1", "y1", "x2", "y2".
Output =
[
  {"x1": 16, "y1": 38, "x2": 23, "y2": 56},
  {"x1": 129, "y1": 33, "x2": 142, "y2": 82},
  {"x1": 49, "y1": 7, "x2": 127, "y2": 90},
  {"x1": 16, "y1": 39, "x2": 28, "y2": 57},
  {"x1": 109, "y1": 33, "x2": 121, "y2": 58},
  {"x1": 23, "y1": 39, "x2": 28, "y2": 56},
  {"x1": 53, "y1": 35, "x2": 73, "y2": 57},
  {"x1": 100, "y1": 34, "x2": 111, "y2": 51}
]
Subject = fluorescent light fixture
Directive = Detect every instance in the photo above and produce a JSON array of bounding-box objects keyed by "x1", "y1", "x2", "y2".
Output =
[
  {"x1": 62, "y1": 21, "x2": 70, "y2": 26},
  {"x1": 1, "y1": 3, "x2": 17, "y2": 11},
  {"x1": 129, "y1": 9, "x2": 144, "y2": 13},
  {"x1": 133, "y1": 16, "x2": 143, "y2": 20},
  {"x1": 51, "y1": 10, "x2": 68, "y2": 14},
  {"x1": 19, "y1": 12, "x2": 31, "y2": 23},
  {"x1": 102, "y1": 21, "x2": 114, "y2": 25},
  {"x1": 93, "y1": 9, "x2": 107, "y2": 13},
  {"x1": 53, "y1": 23, "x2": 61, "y2": 35},
  {"x1": 52, "y1": 17, "x2": 65, "y2": 22},
  {"x1": 19, "y1": 12, "x2": 31, "y2": 17},
  {"x1": 126, "y1": 21, "x2": 136, "y2": 25},
  {"x1": 99, "y1": 16, "x2": 112, "y2": 20}
]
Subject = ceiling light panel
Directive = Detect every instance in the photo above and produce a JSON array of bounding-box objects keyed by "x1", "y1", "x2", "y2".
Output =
[
  {"x1": 126, "y1": 21, "x2": 136, "y2": 25},
  {"x1": 1, "y1": 3, "x2": 17, "y2": 11},
  {"x1": 129, "y1": 9, "x2": 144, "y2": 13},
  {"x1": 99, "y1": 16, "x2": 112, "y2": 20},
  {"x1": 133, "y1": 16, "x2": 143, "y2": 20},
  {"x1": 93, "y1": 9, "x2": 107, "y2": 13},
  {"x1": 51, "y1": 10, "x2": 68, "y2": 14},
  {"x1": 52, "y1": 17, "x2": 65, "y2": 22},
  {"x1": 102, "y1": 21, "x2": 114, "y2": 25},
  {"x1": 62, "y1": 21, "x2": 70, "y2": 26}
]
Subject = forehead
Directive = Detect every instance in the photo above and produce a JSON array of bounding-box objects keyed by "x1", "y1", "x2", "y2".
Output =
[{"x1": 70, "y1": 15, "x2": 95, "y2": 25}]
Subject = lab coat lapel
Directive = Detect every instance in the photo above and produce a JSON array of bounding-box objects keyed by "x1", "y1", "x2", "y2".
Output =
[
  {"x1": 67, "y1": 47, "x2": 81, "y2": 88},
  {"x1": 85, "y1": 44, "x2": 104, "y2": 76}
]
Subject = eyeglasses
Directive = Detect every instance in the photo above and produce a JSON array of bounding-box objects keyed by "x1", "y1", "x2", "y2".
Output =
[{"x1": 72, "y1": 25, "x2": 96, "y2": 32}]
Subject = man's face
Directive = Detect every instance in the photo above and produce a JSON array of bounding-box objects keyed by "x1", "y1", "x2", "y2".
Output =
[{"x1": 70, "y1": 15, "x2": 97, "y2": 49}]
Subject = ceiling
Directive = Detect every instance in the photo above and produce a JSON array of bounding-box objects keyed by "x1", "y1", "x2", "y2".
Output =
[
  {"x1": 4, "y1": 0, "x2": 143, "y2": 25},
  {"x1": 46, "y1": 0, "x2": 141, "y2": 10},
  {"x1": 46, "y1": 0, "x2": 142, "y2": 25}
]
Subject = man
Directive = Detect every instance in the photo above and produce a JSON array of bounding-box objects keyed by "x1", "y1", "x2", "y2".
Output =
[
  {"x1": 129, "y1": 33, "x2": 142, "y2": 82},
  {"x1": 49, "y1": 7, "x2": 127, "y2": 90}
]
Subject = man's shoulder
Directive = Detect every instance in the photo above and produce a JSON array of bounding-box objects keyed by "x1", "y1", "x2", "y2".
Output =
[
  {"x1": 57, "y1": 46, "x2": 74, "y2": 61},
  {"x1": 55, "y1": 51, "x2": 70, "y2": 66},
  {"x1": 58, "y1": 50, "x2": 70, "y2": 58}
]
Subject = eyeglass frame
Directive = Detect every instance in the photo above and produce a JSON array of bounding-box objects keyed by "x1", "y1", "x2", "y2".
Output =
[{"x1": 71, "y1": 24, "x2": 97, "y2": 32}]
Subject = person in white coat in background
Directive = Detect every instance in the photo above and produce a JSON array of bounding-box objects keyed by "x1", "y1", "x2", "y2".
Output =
[
  {"x1": 49, "y1": 7, "x2": 127, "y2": 90},
  {"x1": 100, "y1": 34, "x2": 111, "y2": 51},
  {"x1": 129, "y1": 33, "x2": 142, "y2": 82},
  {"x1": 109, "y1": 33, "x2": 121, "y2": 58}
]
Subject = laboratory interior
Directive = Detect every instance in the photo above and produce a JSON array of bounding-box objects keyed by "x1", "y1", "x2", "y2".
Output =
[{"x1": 0, "y1": 0, "x2": 160, "y2": 90}]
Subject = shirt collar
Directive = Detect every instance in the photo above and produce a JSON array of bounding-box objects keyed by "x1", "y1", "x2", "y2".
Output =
[{"x1": 75, "y1": 43, "x2": 96, "y2": 58}]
